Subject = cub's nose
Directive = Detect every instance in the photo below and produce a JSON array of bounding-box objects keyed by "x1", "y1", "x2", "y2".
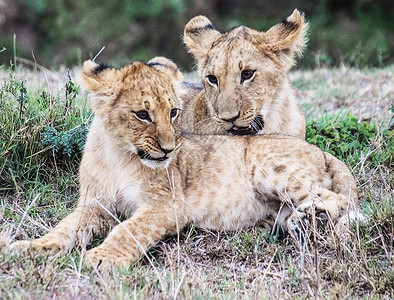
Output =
[{"x1": 219, "y1": 111, "x2": 240, "y2": 123}]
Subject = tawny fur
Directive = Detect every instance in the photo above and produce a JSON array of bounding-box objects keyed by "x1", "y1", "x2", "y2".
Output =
[
  {"x1": 9, "y1": 58, "x2": 360, "y2": 272},
  {"x1": 182, "y1": 9, "x2": 307, "y2": 138}
]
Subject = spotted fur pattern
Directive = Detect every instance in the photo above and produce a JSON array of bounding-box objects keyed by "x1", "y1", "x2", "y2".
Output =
[{"x1": 9, "y1": 58, "x2": 361, "y2": 271}]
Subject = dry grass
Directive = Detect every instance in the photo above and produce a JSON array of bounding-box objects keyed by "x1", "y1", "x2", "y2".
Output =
[
  {"x1": 0, "y1": 65, "x2": 393, "y2": 299},
  {"x1": 290, "y1": 65, "x2": 393, "y2": 125}
]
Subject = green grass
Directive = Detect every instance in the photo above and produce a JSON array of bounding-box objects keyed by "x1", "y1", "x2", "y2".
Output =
[
  {"x1": 0, "y1": 69, "x2": 90, "y2": 194},
  {"x1": 0, "y1": 65, "x2": 393, "y2": 299}
]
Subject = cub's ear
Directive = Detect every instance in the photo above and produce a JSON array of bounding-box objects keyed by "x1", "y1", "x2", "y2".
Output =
[
  {"x1": 77, "y1": 60, "x2": 118, "y2": 93},
  {"x1": 77, "y1": 60, "x2": 120, "y2": 113},
  {"x1": 183, "y1": 16, "x2": 221, "y2": 61},
  {"x1": 146, "y1": 57, "x2": 183, "y2": 83},
  {"x1": 263, "y1": 9, "x2": 308, "y2": 60}
]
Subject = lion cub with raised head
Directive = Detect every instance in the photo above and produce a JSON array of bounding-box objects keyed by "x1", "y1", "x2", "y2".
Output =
[
  {"x1": 182, "y1": 9, "x2": 307, "y2": 138},
  {"x1": 9, "y1": 58, "x2": 360, "y2": 271}
]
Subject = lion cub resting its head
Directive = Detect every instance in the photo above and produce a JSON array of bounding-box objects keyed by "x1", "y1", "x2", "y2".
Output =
[
  {"x1": 182, "y1": 9, "x2": 307, "y2": 138},
  {"x1": 9, "y1": 57, "x2": 362, "y2": 272}
]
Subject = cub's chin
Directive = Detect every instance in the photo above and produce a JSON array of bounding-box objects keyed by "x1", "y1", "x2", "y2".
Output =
[
  {"x1": 227, "y1": 115, "x2": 264, "y2": 136},
  {"x1": 140, "y1": 157, "x2": 172, "y2": 169},
  {"x1": 137, "y1": 150, "x2": 172, "y2": 169}
]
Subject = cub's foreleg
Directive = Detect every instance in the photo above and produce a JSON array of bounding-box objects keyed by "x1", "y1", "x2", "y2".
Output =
[
  {"x1": 85, "y1": 200, "x2": 186, "y2": 272},
  {"x1": 10, "y1": 204, "x2": 109, "y2": 254}
]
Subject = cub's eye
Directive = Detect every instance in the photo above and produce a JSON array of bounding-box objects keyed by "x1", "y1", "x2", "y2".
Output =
[
  {"x1": 241, "y1": 69, "x2": 255, "y2": 82},
  {"x1": 133, "y1": 110, "x2": 151, "y2": 121},
  {"x1": 170, "y1": 108, "x2": 179, "y2": 118},
  {"x1": 206, "y1": 75, "x2": 218, "y2": 86}
]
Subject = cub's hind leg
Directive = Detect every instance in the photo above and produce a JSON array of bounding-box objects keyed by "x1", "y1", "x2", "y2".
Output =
[
  {"x1": 286, "y1": 187, "x2": 366, "y2": 242},
  {"x1": 250, "y1": 160, "x2": 351, "y2": 232},
  {"x1": 284, "y1": 166, "x2": 362, "y2": 234},
  {"x1": 9, "y1": 203, "x2": 110, "y2": 254},
  {"x1": 286, "y1": 187, "x2": 350, "y2": 232}
]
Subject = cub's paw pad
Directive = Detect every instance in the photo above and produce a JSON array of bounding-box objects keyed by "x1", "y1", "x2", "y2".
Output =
[{"x1": 315, "y1": 212, "x2": 329, "y2": 227}]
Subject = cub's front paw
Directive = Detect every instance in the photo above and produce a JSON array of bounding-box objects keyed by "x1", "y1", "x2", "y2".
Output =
[
  {"x1": 9, "y1": 240, "x2": 32, "y2": 253},
  {"x1": 85, "y1": 247, "x2": 132, "y2": 273},
  {"x1": 9, "y1": 238, "x2": 69, "y2": 254}
]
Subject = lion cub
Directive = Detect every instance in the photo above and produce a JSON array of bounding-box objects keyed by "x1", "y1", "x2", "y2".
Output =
[
  {"x1": 182, "y1": 9, "x2": 307, "y2": 138},
  {"x1": 10, "y1": 58, "x2": 360, "y2": 271}
]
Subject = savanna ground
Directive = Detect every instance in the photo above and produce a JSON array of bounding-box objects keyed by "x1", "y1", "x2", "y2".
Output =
[{"x1": 0, "y1": 63, "x2": 393, "y2": 299}]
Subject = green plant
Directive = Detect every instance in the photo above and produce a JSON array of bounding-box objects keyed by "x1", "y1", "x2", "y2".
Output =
[
  {"x1": 0, "y1": 68, "x2": 90, "y2": 192},
  {"x1": 40, "y1": 124, "x2": 88, "y2": 158},
  {"x1": 306, "y1": 113, "x2": 393, "y2": 167},
  {"x1": 39, "y1": 72, "x2": 88, "y2": 158}
]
